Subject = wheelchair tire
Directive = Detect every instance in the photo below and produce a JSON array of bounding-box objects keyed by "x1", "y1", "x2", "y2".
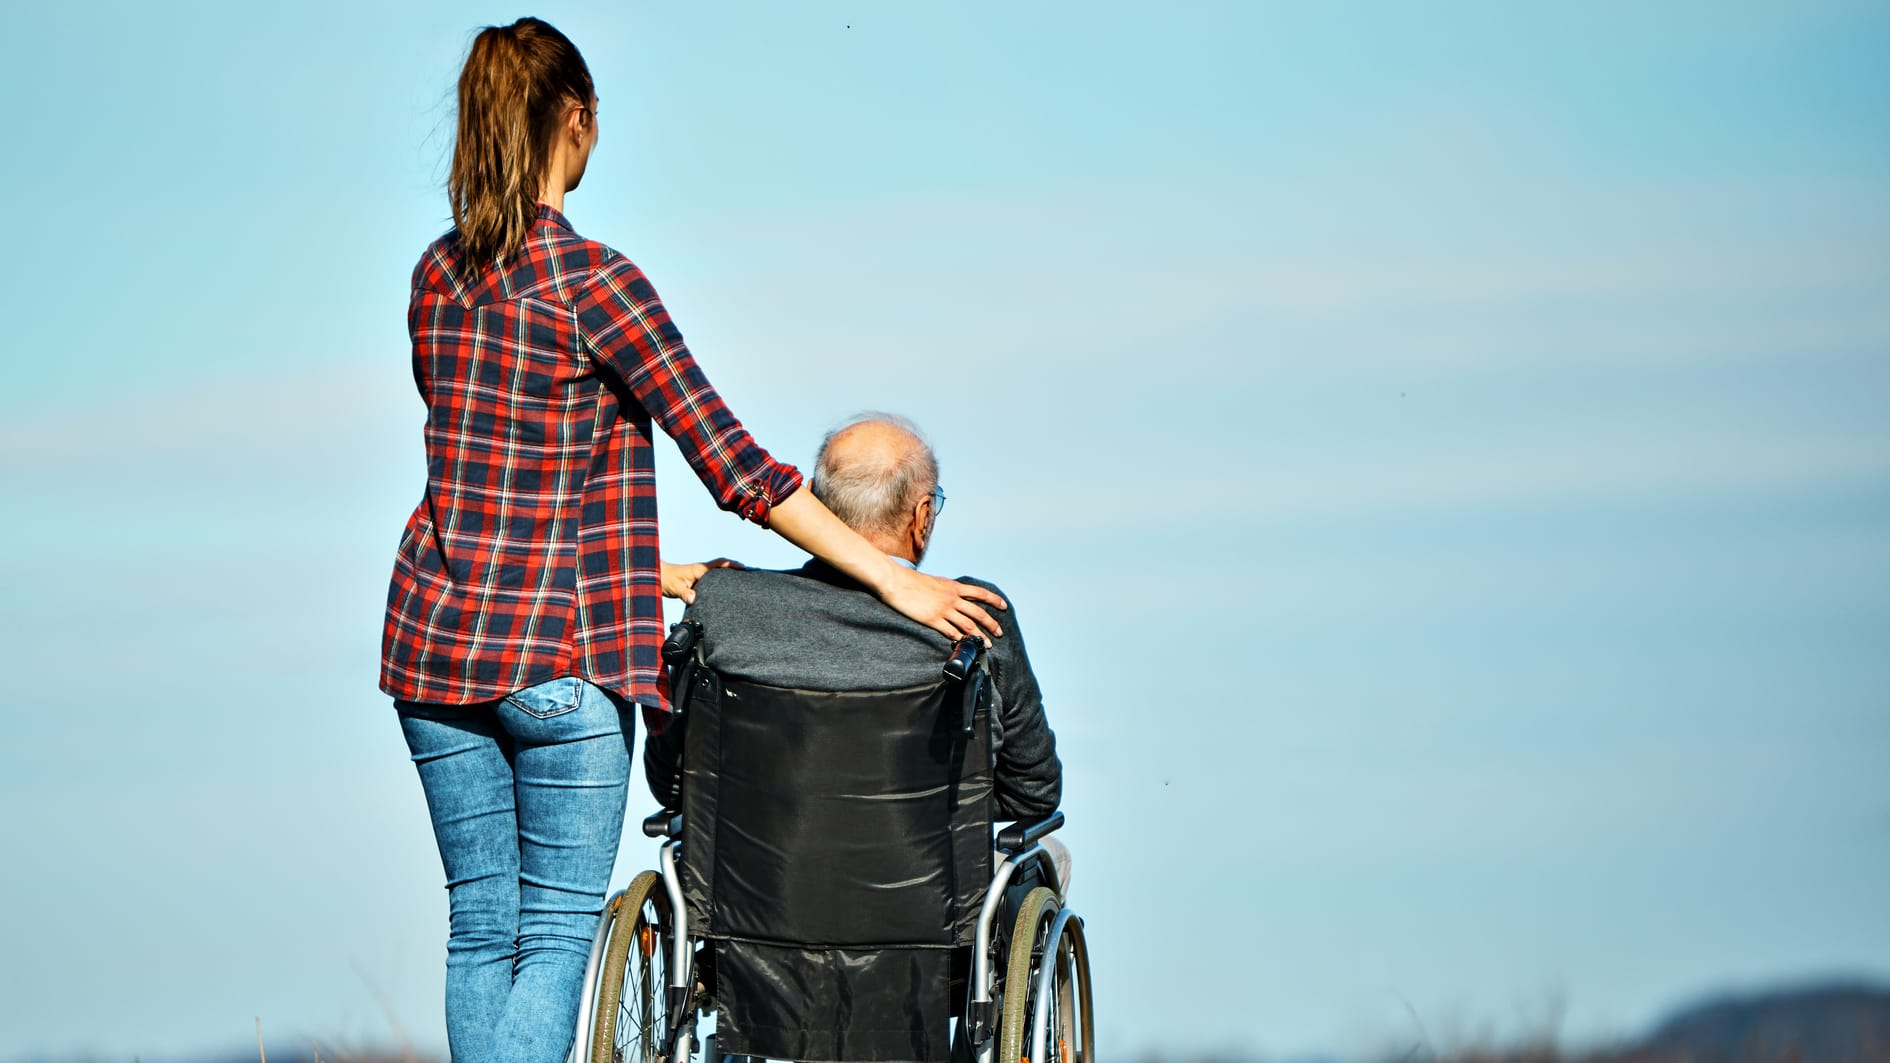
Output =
[
  {"x1": 588, "y1": 870, "x2": 672, "y2": 1063},
  {"x1": 1060, "y1": 914, "x2": 1096, "y2": 1063},
  {"x1": 997, "y1": 887, "x2": 1060, "y2": 1063}
]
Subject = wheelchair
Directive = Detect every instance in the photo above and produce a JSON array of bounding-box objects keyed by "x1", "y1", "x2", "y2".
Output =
[{"x1": 569, "y1": 621, "x2": 1094, "y2": 1063}]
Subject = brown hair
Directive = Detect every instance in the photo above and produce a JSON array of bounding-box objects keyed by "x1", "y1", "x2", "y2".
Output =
[{"x1": 448, "y1": 17, "x2": 594, "y2": 269}]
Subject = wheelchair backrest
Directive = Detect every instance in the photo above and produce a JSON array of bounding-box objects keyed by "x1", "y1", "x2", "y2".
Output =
[{"x1": 675, "y1": 664, "x2": 995, "y2": 949}]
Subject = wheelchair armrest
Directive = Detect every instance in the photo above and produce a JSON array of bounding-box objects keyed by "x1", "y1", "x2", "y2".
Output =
[
  {"x1": 642, "y1": 810, "x2": 681, "y2": 839},
  {"x1": 996, "y1": 810, "x2": 1063, "y2": 852}
]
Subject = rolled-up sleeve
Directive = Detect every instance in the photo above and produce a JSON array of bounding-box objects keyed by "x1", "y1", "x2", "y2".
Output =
[{"x1": 573, "y1": 254, "x2": 802, "y2": 525}]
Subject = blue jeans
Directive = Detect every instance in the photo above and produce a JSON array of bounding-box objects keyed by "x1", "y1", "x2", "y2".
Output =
[{"x1": 397, "y1": 677, "x2": 635, "y2": 1063}]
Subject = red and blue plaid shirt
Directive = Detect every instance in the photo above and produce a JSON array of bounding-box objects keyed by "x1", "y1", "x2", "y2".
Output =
[{"x1": 381, "y1": 205, "x2": 802, "y2": 720}]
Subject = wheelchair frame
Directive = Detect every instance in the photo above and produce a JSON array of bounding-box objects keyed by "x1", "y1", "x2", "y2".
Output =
[
  {"x1": 570, "y1": 622, "x2": 1092, "y2": 1063},
  {"x1": 569, "y1": 806, "x2": 1090, "y2": 1063}
]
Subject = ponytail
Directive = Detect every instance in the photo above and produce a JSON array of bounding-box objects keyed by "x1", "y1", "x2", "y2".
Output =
[{"x1": 448, "y1": 18, "x2": 594, "y2": 270}]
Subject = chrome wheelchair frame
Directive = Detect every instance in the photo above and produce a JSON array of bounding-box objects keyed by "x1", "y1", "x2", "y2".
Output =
[
  {"x1": 571, "y1": 806, "x2": 1090, "y2": 1063},
  {"x1": 568, "y1": 622, "x2": 1093, "y2": 1063}
]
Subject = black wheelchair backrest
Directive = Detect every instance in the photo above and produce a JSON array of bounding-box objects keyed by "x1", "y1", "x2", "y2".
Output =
[{"x1": 663, "y1": 622, "x2": 995, "y2": 949}]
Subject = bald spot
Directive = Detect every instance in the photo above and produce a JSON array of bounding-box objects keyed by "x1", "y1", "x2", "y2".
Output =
[{"x1": 823, "y1": 419, "x2": 927, "y2": 481}]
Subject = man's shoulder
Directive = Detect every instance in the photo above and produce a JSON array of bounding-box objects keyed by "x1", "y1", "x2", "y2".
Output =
[
  {"x1": 693, "y1": 565, "x2": 1011, "y2": 615},
  {"x1": 686, "y1": 563, "x2": 943, "y2": 690},
  {"x1": 955, "y1": 574, "x2": 1007, "y2": 600},
  {"x1": 687, "y1": 563, "x2": 880, "y2": 634},
  {"x1": 945, "y1": 574, "x2": 1020, "y2": 632},
  {"x1": 693, "y1": 563, "x2": 844, "y2": 605}
]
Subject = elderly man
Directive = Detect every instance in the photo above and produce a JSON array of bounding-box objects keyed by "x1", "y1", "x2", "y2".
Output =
[
  {"x1": 648, "y1": 412, "x2": 1062, "y2": 825},
  {"x1": 642, "y1": 412, "x2": 1066, "y2": 1061}
]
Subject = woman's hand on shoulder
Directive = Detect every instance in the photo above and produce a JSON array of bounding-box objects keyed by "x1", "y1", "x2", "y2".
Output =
[
  {"x1": 759, "y1": 488, "x2": 1006, "y2": 639},
  {"x1": 882, "y1": 566, "x2": 1008, "y2": 642},
  {"x1": 661, "y1": 558, "x2": 744, "y2": 604}
]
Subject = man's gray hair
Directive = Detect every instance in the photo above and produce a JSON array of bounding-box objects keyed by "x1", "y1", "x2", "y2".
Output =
[{"x1": 810, "y1": 412, "x2": 940, "y2": 536}]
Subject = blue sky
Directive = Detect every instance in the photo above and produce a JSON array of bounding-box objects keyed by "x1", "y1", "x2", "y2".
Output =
[{"x1": 2, "y1": 2, "x2": 1887, "y2": 1060}]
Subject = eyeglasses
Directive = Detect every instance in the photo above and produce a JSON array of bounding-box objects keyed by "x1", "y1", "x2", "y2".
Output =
[{"x1": 931, "y1": 484, "x2": 946, "y2": 515}]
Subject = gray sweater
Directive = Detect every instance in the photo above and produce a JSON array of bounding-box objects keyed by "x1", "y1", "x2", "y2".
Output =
[{"x1": 646, "y1": 561, "x2": 1062, "y2": 820}]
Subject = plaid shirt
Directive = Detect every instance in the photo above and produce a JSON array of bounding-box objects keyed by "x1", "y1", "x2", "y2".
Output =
[{"x1": 381, "y1": 205, "x2": 802, "y2": 719}]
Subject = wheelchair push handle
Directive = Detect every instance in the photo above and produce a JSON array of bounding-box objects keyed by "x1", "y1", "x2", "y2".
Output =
[
  {"x1": 662, "y1": 619, "x2": 703, "y2": 664},
  {"x1": 943, "y1": 636, "x2": 981, "y2": 682},
  {"x1": 997, "y1": 810, "x2": 1064, "y2": 852},
  {"x1": 642, "y1": 810, "x2": 681, "y2": 839},
  {"x1": 944, "y1": 637, "x2": 987, "y2": 736}
]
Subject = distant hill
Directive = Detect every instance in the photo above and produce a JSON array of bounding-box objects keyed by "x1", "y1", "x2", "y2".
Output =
[
  {"x1": 1385, "y1": 982, "x2": 1890, "y2": 1063},
  {"x1": 1624, "y1": 982, "x2": 1890, "y2": 1063}
]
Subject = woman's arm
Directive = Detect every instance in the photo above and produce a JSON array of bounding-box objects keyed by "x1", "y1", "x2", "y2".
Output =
[
  {"x1": 574, "y1": 255, "x2": 1003, "y2": 639},
  {"x1": 573, "y1": 256, "x2": 802, "y2": 523},
  {"x1": 767, "y1": 489, "x2": 1007, "y2": 642}
]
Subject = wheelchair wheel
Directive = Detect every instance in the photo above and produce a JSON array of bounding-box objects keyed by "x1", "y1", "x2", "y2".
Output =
[
  {"x1": 997, "y1": 887, "x2": 1058, "y2": 1063},
  {"x1": 589, "y1": 870, "x2": 671, "y2": 1063},
  {"x1": 997, "y1": 887, "x2": 1095, "y2": 1063},
  {"x1": 1059, "y1": 915, "x2": 1095, "y2": 1063}
]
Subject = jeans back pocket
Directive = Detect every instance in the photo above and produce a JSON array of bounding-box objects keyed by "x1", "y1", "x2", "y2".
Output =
[{"x1": 503, "y1": 676, "x2": 585, "y2": 720}]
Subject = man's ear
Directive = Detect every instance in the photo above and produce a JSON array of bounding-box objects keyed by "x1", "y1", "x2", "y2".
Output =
[{"x1": 910, "y1": 496, "x2": 933, "y2": 554}]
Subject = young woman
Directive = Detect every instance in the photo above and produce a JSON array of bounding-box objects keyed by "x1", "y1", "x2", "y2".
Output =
[{"x1": 380, "y1": 18, "x2": 1006, "y2": 1063}]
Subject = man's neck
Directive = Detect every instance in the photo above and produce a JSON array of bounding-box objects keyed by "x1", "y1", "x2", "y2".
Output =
[
  {"x1": 865, "y1": 532, "x2": 918, "y2": 568},
  {"x1": 808, "y1": 548, "x2": 916, "y2": 580}
]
